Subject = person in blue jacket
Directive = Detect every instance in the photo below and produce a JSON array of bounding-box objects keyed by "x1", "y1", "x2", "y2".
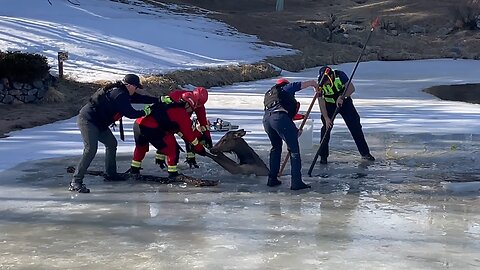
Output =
[
  {"x1": 317, "y1": 66, "x2": 375, "y2": 164},
  {"x1": 70, "y1": 74, "x2": 159, "y2": 193},
  {"x1": 263, "y1": 78, "x2": 318, "y2": 190}
]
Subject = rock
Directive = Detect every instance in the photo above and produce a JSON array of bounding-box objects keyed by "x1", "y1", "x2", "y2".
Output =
[
  {"x1": 409, "y1": 25, "x2": 426, "y2": 34},
  {"x1": 13, "y1": 82, "x2": 23, "y2": 90},
  {"x1": 339, "y1": 23, "x2": 364, "y2": 33},
  {"x1": 24, "y1": 95, "x2": 37, "y2": 103},
  {"x1": 33, "y1": 80, "x2": 43, "y2": 88},
  {"x1": 8, "y1": 90, "x2": 22, "y2": 96},
  {"x1": 2, "y1": 95, "x2": 14, "y2": 104},
  {"x1": 27, "y1": 89, "x2": 38, "y2": 96}
]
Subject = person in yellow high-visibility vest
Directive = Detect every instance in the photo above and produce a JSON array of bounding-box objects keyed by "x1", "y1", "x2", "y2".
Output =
[{"x1": 317, "y1": 66, "x2": 375, "y2": 164}]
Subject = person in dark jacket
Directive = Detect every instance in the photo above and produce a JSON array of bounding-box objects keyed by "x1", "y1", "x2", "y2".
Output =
[
  {"x1": 317, "y1": 66, "x2": 375, "y2": 164},
  {"x1": 69, "y1": 74, "x2": 159, "y2": 193},
  {"x1": 263, "y1": 78, "x2": 318, "y2": 190}
]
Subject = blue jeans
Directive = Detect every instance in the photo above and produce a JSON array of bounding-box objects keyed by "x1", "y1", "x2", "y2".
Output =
[{"x1": 263, "y1": 111, "x2": 302, "y2": 185}]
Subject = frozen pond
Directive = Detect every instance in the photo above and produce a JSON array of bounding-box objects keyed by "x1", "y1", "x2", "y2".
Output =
[{"x1": 1, "y1": 131, "x2": 479, "y2": 269}]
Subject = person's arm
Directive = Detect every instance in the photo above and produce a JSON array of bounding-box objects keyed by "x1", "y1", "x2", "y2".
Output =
[
  {"x1": 319, "y1": 97, "x2": 333, "y2": 129},
  {"x1": 130, "y1": 92, "x2": 159, "y2": 104},
  {"x1": 167, "y1": 108, "x2": 206, "y2": 155},
  {"x1": 300, "y1": 80, "x2": 318, "y2": 90},
  {"x1": 194, "y1": 106, "x2": 212, "y2": 148},
  {"x1": 116, "y1": 93, "x2": 148, "y2": 119}
]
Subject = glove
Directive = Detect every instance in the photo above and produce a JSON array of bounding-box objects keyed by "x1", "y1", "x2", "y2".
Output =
[
  {"x1": 200, "y1": 132, "x2": 213, "y2": 149},
  {"x1": 155, "y1": 158, "x2": 166, "y2": 169},
  {"x1": 143, "y1": 105, "x2": 152, "y2": 116},
  {"x1": 193, "y1": 143, "x2": 206, "y2": 156},
  {"x1": 185, "y1": 155, "x2": 199, "y2": 168}
]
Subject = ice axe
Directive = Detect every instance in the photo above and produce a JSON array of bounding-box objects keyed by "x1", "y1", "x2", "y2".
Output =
[{"x1": 307, "y1": 16, "x2": 381, "y2": 177}]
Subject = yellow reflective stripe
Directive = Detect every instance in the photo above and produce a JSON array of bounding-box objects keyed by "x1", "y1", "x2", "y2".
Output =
[
  {"x1": 160, "y1": 96, "x2": 173, "y2": 104},
  {"x1": 131, "y1": 160, "x2": 141, "y2": 168},
  {"x1": 322, "y1": 84, "x2": 335, "y2": 96},
  {"x1": 191, "y1": 138, "x2": 199, "y2": 146},
  {"x1": 324, "y1": 97, "x2": 336, "y2": 103},
  {"x1": 167, "y1": 165, "x2": 177, "y2": 173},
  {"x1": 177, "y1": 132, "x2": 184, "y2": 138},
  {"x1": 155, "y1": 153, "x2": 165, "y2": 160},
  {"x1": 186, "y1": 152, "x2": 195, "y2": 158},
  {"x1": 334, "y1": 77, "x2": 344, "y2": 90}
]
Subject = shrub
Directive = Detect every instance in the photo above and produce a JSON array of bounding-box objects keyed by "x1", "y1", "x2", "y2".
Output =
[
  {"x1": 0, "y1": 51, "x2": 51, "y2": 83},
  {"x1": 452, "y1": 0, "x2": 480, "y2": 30}
]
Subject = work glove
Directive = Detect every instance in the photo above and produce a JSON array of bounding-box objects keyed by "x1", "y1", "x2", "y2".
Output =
[
  {"x1": 155, "y1": 158, "x2": 166, "y2": 169},
  {"x1": 193, "y1": 143, "x2": 206, "y2": 156},
  {"x1": 199, "y1": 132, "x2": 213, "y2": 149},
  {"x1": 185, "y1": 155, "x2": 199, "y2": 169},
  {"x1": 143, "y1": 105, "x2": 152, "y2": 116}
]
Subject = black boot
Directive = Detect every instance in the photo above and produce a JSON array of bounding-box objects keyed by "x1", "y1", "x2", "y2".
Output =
[
  {"x1": 320, "y1": 156, "x2": 328, "y2": 165},
  {"x1": 104, "y1": 173, "x2": 127, "y2": 182},
  {"x1": 362, "y1": 153, "x2": 375, "y2": 161},
  {"x1": 69, "y1": 182, "x2": 90, "y2": 193},
  {"x1": 290, "y1": 181, "x2": 311, "y2": 191},
  {"x1": 267, "y1": 177, "x2": 282, "y2": 187},
  {"x1": 168, "y1": 171, "x2": 180, "y2": 179},
  {"x1": 129, "y1": 166, "x2": 140, "y2": 174}
]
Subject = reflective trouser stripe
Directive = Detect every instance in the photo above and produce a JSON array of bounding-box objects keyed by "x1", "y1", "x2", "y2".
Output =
[
  {"x1": 191, "y1": 138, "x2": 199, "y2": 146},
  {"x1": 186, "y1": 152, "x2": 195, "y2": 158},
  {"x1": 156, "y1": 153, "x2": 165, "y2": 160},
  {"x1": 131, "y1": 160, "x2": 141, "y2": 168},
  {"x1": 167, "y1": 165, "x2": 177, "y2": 173}
]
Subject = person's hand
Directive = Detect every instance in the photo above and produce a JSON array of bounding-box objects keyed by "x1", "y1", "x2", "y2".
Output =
[
  {"x1": 200, "y1": 132, "x2": 213, "y2": 149},
  {"x1": 193, "y1": 143, "x2": 206, "y2": 156},
  {"x1": 185, "y1": 156, "x2": 199, "y2": 168},
  {"x1": 143, "y1": 105, "x2": 152, "y2": 116},
  {"x1": 336, "y1": 96, "x2": 345, "y2": 107},
  {"x1": 325, "y1": 117, "x2": 333, "y2": 129}
]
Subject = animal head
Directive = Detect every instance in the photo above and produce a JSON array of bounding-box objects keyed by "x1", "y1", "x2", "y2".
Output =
[{"x1": 210, "y1": 129, "x2": 246, "y2": 154}]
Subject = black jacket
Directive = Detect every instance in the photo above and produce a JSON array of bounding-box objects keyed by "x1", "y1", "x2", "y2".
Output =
[{"x1": 79, "y1": 83, "x2": 158, "y2": 130}]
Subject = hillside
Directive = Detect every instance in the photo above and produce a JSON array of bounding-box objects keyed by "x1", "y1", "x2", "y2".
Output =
[{"x1": 159, "y1": 0, "x2": 480, "y2": 70}]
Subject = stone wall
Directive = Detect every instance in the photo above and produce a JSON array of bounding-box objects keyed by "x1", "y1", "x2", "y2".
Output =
[{"x1": 0, "y1": 75, "x2": 54, "y2": 104}]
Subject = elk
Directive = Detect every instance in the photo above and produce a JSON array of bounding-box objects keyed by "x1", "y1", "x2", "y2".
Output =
[{"x1": 206, "y1": 129, "x2": 269, "y2": 176}]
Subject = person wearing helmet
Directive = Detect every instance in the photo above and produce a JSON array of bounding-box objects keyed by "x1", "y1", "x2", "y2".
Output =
[
  {"x1": 263, "y1": 77, "x2": 318, "y2": 190},
  {"x1": 129, "y1": 97, "x2": 207, "y2": 179},
  {"x1": 317, "y1": 66, "x2": 374, "y2": 164},
  {"x1": 70, "y1": 74, "x2": 159, "y2": 193},
  {"x1": 154, "y1": 87, "x2": 212, "y2": 169}
]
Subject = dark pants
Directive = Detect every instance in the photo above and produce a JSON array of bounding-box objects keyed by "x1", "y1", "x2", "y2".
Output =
[
  {"x1": 72, "y1": 115, "x2": 117, "y2": 183},
  {"x1": 319, "y1": 98, "x2": 370, "y2": 158},
  {"x1": 263, "y1": 111, "x2": 302, "y2": 185}
]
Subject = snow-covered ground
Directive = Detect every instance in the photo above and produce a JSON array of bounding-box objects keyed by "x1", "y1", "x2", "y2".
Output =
[
  {"x1": 1, "y1": 0, "x2": 479, "y2": 269},
  {"x1": 0, "y1": 0, "x2": 294, "y2": 82}
]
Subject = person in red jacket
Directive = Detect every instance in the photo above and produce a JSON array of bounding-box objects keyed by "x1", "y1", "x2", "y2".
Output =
[
  {"x1": 154, "y1": 87, "x2": 212, "y2": 169},
  {"x1": 130, "y1": 94, "x2": 207, "y2": 178}
]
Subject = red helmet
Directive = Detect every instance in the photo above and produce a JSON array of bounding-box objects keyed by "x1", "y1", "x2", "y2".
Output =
[
  {"x1": 276, "y1": 78, "x2": 290, "y2": 85},
  {"x1": 181, "y1": 91, "x2": 198, "y2": 109},
  {"x1": 192, "y1": 87, "x2": 208, "y2": 106}
]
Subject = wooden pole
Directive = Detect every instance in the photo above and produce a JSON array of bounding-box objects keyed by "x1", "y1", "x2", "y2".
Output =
[{"x1": 58, "y1": 53, "x2": 64, "y2": 79}]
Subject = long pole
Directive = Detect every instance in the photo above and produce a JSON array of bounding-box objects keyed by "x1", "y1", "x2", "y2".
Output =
[
  {"x1": 308, "y1": 17, "x2": 381, "y2": 177},
  {"x1": 277, "y1": 72, "x2": 329, "y2": 177},
  {"x1": 277, "y1": 92, "x2": 319, "y2": 177}
]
